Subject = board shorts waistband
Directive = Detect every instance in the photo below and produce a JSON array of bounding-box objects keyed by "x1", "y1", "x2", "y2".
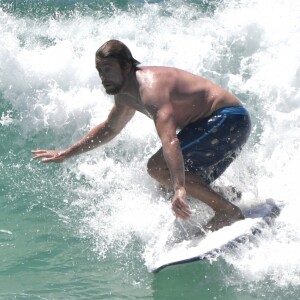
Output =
[{"x1": 212, "y1": 105, "x2": 249, "y2": 116}]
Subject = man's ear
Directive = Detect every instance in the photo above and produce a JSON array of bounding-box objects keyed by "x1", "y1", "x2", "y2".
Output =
[{"x1": 124, "y1": 61, "x2": 132, "y2": 74}]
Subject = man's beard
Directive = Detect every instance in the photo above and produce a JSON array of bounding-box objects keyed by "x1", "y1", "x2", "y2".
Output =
[{"x1": 104, "y1": 82, "x2": 123, "y2": 95}]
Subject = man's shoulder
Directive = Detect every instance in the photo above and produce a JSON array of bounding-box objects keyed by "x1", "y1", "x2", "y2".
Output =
[
  {"x1": 138, "y1": 66, "x2": 203, "y2": 83},
  {"x1": 137, "y1": 66, "x2": 182, "y2": 85},
  {"x1": 139, "y1": 65, "x2": 181, "y2": 72}
]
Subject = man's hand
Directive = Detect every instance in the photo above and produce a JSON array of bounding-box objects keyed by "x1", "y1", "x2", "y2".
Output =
[
  {"x1": 171, "y1": 187, "x2": 192, "y2": 220},
  {"x1": 31, "y1": 150, "x2": 68, "y2": 163}
]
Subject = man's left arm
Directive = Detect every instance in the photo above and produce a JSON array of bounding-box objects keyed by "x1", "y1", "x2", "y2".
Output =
[{"x1": 155, "y1": 104, "x2": 192, "y2": 220}]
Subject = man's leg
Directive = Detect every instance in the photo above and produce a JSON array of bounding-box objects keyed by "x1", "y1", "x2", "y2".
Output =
[{"x1": 147, "y1": 149, "x2": 244, "y2": 231}]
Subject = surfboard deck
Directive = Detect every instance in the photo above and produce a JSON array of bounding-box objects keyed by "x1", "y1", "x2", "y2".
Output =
[{"x1": 152, "y1": 199, "x2": 280, "y2": 273}]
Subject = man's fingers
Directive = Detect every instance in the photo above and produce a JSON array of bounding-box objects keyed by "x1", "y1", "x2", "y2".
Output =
[
  {"x1": 173, "y1": 202, "x2": 192, "y2": 215},
  {"x1": 32, "y1": 154, "x2": 51, "y2": 160},
  {"x1": 175, "y1": 209, "x2": 190, "y2": 220},
  {"x1": 31, "y1": 150, "x2": 47, "y2": 154},
  {"x1": 31, "y1": 150, "x2": 57, "y2": 160},
  {"x1": 32, "y1": 150, "x2": 47, "y2": 159},
  {"x1": 180, "y1": 202, "x2": 191, "y2": 212},
  {"x1": 32, "y1": 155, "x2": 44, "y2": 160},
  {"x1": 31, "y1": 149, "x2": 64, "y2": 164},
  {"x1": 173, "y1": 205, "x2": 192, "y2": 220}
]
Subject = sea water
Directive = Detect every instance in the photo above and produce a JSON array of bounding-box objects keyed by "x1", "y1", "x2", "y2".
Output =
[{"x1": 0, "y1": 0, "x2": 300, "y2": 299}]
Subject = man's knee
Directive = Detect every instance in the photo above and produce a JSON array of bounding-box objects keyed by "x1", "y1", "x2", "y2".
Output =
[
  {"x1": 147, "y1": 156, "x2": 159, "y2": 178},
  {"x1": 147, "y1": 154, "x2": 168, "y2": 179},
  {"x1": 147, "y1": 157, "x2": 155, "y2": 177}
]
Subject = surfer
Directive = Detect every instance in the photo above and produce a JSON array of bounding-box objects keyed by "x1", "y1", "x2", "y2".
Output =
[{"x1": 32, "y1": 40, "x2": 251, "y2": 232}]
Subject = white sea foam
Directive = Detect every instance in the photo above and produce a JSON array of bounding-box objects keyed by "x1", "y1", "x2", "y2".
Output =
[{"x1": 1, "y1": 0, "x2": 299, "y2": 287}]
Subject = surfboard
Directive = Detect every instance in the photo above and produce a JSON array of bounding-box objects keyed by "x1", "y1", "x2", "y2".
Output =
[{"x1": 152, "y1": 199, "x2": 280, "y2": 273}]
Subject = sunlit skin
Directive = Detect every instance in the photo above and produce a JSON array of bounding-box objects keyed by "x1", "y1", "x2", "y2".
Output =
[{"x1": 32, "y1": 56, "x2": 244, "y2": 232}]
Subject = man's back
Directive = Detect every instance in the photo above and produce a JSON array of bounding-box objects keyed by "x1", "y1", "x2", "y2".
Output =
[{"x1": 136, "y1": 66, "x2": 242, "y2": 128}]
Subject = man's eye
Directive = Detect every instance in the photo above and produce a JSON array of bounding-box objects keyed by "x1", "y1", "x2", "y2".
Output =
[{"x1": 97, "y1": 66, "x2": 112, "y2": 76}]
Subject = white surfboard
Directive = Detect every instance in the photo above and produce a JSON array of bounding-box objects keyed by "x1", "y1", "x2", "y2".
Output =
[{"x1": 152, "y1": 199, "x2": 280, "y2": 273}]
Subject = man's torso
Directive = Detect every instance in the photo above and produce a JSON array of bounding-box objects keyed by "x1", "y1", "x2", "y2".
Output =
[{"x1": 119, "y1": 66, "x2": 242, "y2": 129}]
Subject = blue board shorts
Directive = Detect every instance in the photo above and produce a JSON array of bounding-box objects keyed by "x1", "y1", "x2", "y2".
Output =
[{"x1": 178, "y1": 106, "x2": 251, "y2": 184}]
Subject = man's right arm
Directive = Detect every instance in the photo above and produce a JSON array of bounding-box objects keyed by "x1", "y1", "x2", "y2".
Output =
[{"x1": 32, "y1": 102, "x2": 136, "y2": 163}]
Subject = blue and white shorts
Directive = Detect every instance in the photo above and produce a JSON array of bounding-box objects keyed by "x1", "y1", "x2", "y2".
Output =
[{"x1": 178, "y1": 106, "x2": 251, "y2": 184}]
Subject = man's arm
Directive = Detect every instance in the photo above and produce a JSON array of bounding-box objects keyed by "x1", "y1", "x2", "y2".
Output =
[
  {"x1": 32, "y1": 101, "x2": 136, "y2": 163},
  {"x1": 155, "y1": 103, "x2": 192, "y2": 220}
]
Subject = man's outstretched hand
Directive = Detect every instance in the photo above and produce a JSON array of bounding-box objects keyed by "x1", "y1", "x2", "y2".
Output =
[{"x1": 31, "y1": 150, "x2": 67, "y2": 163}]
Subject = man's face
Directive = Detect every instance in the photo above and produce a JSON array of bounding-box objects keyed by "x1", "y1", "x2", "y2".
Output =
[{"x1": 95, "y1": 57, "x2": 125, "y2": 95}]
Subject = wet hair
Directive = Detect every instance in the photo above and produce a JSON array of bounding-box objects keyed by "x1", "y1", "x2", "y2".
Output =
[{"x1": 95, "y1": 40, "x2": 140, "y2": 70}]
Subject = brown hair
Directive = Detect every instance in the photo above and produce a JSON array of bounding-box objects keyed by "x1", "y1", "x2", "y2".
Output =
[{"x1": 96, "y1": 40, "x2": 140, "y2": 70}]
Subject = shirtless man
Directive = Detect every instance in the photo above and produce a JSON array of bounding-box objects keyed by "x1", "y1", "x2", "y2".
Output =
[{"x1": 32, "y1": 40, "x2": 251, "y2": 231}]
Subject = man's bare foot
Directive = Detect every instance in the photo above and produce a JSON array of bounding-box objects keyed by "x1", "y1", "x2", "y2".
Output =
[{"x1": 204, "y1": 209, "x2": 244, "y2": 232}]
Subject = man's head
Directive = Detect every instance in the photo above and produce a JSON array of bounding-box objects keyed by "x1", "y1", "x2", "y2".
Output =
[
  {"x1": 95, "y1": 40, "x2": 140, "y2": 95},
  {"x1": 96, "y1": 40, "x2": 140, "y2": 70}
]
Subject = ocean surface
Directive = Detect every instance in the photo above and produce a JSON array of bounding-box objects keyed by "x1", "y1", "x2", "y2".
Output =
[{"x1": 1, "y1": 0, "x2": 300, "y2": 299}]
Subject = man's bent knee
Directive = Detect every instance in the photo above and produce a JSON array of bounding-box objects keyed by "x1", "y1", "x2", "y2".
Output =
[
  {"x1": 147, "y1": 157, "x2": 157, "y2": 177},
  {"x1": 147, "y1": 155, "x2": 169, "y2": 180}
]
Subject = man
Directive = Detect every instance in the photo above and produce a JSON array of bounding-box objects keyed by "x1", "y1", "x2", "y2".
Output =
[{"x1": 32, "y1": 40, "x2": 251, "y2": 232}]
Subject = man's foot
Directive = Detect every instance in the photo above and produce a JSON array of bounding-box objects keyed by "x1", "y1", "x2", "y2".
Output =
[{"x1": 204, "y1": 209, "x2": 244, "y2": 232}]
